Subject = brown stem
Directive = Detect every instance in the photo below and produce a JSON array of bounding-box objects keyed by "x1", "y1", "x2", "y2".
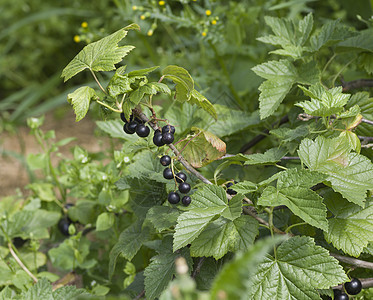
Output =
[
  {"x1": 134, "y1": 290, "x2": 145, "y2": 300},
  {"x1": 334, "y1": 278, "x2": 373, "y2": 290},
  {"x1": 362, "y1": 118, "x2": 373, "y2": 126},
  {"x1": 239, "y1": 115, "x2": 289, "y2": 153},
  {"x1": 330, "y1": 253, "x2": 373, "y2": 270},
  {"x1": 8, "y1": 243, "x2": 38, "y2": 283},
  {"x1": 192, "y1": 257, "x2": 206, "y2": 278},
  {"x1": 341, "y1": 79, "x2": 373, "y2": 92}
]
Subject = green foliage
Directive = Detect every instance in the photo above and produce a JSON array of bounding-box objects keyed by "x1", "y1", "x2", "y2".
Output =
[{"x1": 3, "y1": 1, "x2": 373, "y2": 299}]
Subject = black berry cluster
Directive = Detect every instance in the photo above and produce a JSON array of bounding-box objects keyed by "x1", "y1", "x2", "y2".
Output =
[
  {"x1": 160, "y1": 154, "x2": 192, "y2": 206},
  {"x1": 153, "y1": 125, "x2": 175, "y2": 147},
  {"x1": 120, "y1": 112, "x2": 150, "y2": 138},
  {"x1": 226, "y1": 181, "x2": 238, "y2": 195},
  {"x1": 344, "y1": 278, "x2": 362, "y2": 296}
]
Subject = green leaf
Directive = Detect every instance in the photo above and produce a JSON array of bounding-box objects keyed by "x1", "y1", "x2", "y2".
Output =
[
  {"x1": 247, "y1": 236, "x2": 348, "y2": 300},
  {"x1": 229, "y1": 181, "x2": 257, "y2": 195},
  {"x1": 96, "y1": 212, "x2": 115, "y2": 231},
  {"x1": 127, "y1": 66, "x2": 159, "y2": 77},
  {"x1": 252, "y1": 60, "x2": 296, "y2": 119},
  {"x1": 259, "y1": 185, "x2": 328, "y2": 231},
  {"x1": 67, "y1": 86, "x2": 98, "y2": 121},
  {"x1": 210, "y1": 236, "x2": 286, "y2": 300},
  {"x1": 206, "y1": 104, "x2": 260, "y2": 137},
  {"x1": 162, "y1": 65, "x2": 194, "y2": 102},
  {"x1": 222, "y1": 194, "x2": 244, "y2": 221},
  {"x1": 190, "y1": 215, "x2": 258, "y2": 259},
  {"x1": 53, "y1": 285, "x2": 88, "y2": 300},
  {"x1": 61, "y1": 25, "x2": 139, "y2": 81},
  {"x1": 20, "y1": 278, "x2": 53, "y2": 300},
  {"x1": 310, "y1": 19, "x2": 343, "y2": 51},
  {"x1": 296, "y1": 84, "x2": 350, "y2": 117},
  {"x1": 109, "y1": 220, "x2": 150, "y2": 278},
  {"x1": 257, "y1": 13, "x2": 313, "y2": 59},
  {"x1": 188, "y1": 89, "x2": 217, "y2": 120},
  {"x1": 144, "y1": 237, "x2": 192, "y2": 300},
  {"x1": 298, "y1": 136, "x2": 373, "y2": 206},
  {"x1": 360, "y1": 52, "x2": 373, "y2": 74},
  {"x1": 116, "y1": 177, "x2": 166, "y2": 217},
  {"x1": 175, "y1": 127, "x2": 226, "y2": 168},
  {"x1": 173, "y1": 207, "x2": 225, "y2": 252},
  {"x1": 96, "y1": 119, "x2": 137, "y2": 140},
  {"x1": 146, "y1": 206, "x2": 180, "y2": 233},
  {"x1": 243, "y1": 147, "x2": 287, "y2": 165},
  {"x1": 323, "y1": 190, "x2": 373, "y2": 257},
  {"x1": 339, "y1": 131, "x2": 361, "y2": 153},
  {"x1": 337, "y1": 29, "x2": 373, "y2": 52}
]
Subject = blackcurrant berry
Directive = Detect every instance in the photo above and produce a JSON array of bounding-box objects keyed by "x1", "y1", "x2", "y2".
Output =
[
  {"x1": 334, "y1": 292, "x2": 349, "y2": 300},
  {"x1": 226, "y1": 182, "x2": 237, "y2": 195},
  {"x1": 125, "y1": 121, "x2": 138, "y2": 134},
  {"x1": 153, "y1": 132, "x2": 165, "y2": 147},
  {"x1": 163, "y1": 168, "x2": 174, "y2": 180},
  {"x1": 344, "y1": 278, "x2": 362, "y2": 295},
  {"x1": 162, "y1": 132, "x2": 174, "y2": 144},
  {"x1": 182, "y1": 196, "x2": 192, "y2": 206},
  {"x1": 179, "y1": 182, "x2": 191, "y2": 194},
  {"x1": 123, "y1": 123, "x2": 134, "y2": 134},
  {"x1": 136, "y1": 124, "x2": 150, "y2": 137},
  {"x1": 64, "y1": 203, "x2": 74, "y2": 209},
  {"x1": 176, "y1": 172, "x2": 187, "y2": 183},
  {"x1": 168, "y1": 192, "x2": 180, "y2": 204},
  {"x1": 120, "y1": 112, "x2": 129, "y2": 123},
  {"x1": 160, "y1": 155, "x2": 171, "y2": 166},
  {"x1": 13, "y1": 237, "x2": 28, "y2": 248},
  {"x1": 58, "y1": 217, "x2": 72, "y2": 236},
  {"x1": 162, "y1": 125, "x2": 175, "y2": 134}
]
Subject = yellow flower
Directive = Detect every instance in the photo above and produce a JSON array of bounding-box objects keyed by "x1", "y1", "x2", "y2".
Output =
[
  {"x1": 73, "y1": 35, "x2": 81, "y2": 43},
  {"x1": 202, "y1": 31, "x2": 207, "y2": 36},
  {"x1": 132, "y1": 5, "x2": 138, "y2": 10},
  {"x1": 147, "y1": 29, "x2": 154, "y2": 36},
  {"x1": 140, "y1": 15, "x2": 146, "y2": 20},
  {"x1": 81, "y1": 21, "x2": 88, "y2": 28},
  {"x1": 211, "y1": 20, "x2": 217, "y2": 25},
  {"x1": 205, "y1": 10, "x2": 211, "y2": 16},
  {"x1": 159, "y1": 0, "x2": 165, "y2": 5}
]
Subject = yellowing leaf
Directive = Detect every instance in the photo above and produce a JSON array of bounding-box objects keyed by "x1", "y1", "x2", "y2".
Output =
[{"x1": 175, "y1": 127, "x2": 226, "y2": 168}]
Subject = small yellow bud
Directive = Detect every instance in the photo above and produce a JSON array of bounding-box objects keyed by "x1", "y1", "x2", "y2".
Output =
[
  {"x1": 159, "y1": 0, "x2": 165, "y2": 5},
  {"x1": 132, "y1": 5, "x2": 137, "y2": 10},
  {"x1": 202, "y1": 31, "x2": 207, "y2": 36},
  {"x1": 205, "y1": 10, "x2": 212, "y2": 16},
  {"x1": 140, "y1": 15, "x2": 146, "y2": 20},
  {"x1": 147, "y1": 29, "x2": 154, "y2": 36},
  {"x1": 211, "y1": 20, "x2": 217, "y2": 25},
  {"x1": 73, "y1": 35, "x2": 81, "y2": 43},
  {"x1": 81, "y1": 21, "x2": 88, "y2": 28}
]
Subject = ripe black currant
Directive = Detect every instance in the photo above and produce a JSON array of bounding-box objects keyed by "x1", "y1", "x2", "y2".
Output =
[
  {"x1": 153, "y1": 132, "x2": 165, "y2": 147},
  {"x1": 125, "y1": 121, "x2": 138, "y2": 134},
  {"x1": 168, "y1": 192, "x2": 180, "y2": 204},
  {"x1": 120, "y1": 112, "x2": 130, "y2": 123},
  {"x1": 162, "y1": 132, "x2": 174, "y2": 144},
  {"x1": 176, "y1": 172, "x2": 187, "y2": 183},
  {"x1": 13, "y1": 237, "x2": 28, "y2": 248},
  {"x1": 162, "y1": 125, "x2": 175, "y2": 134},
  {"x1": 136, "y1": 124, "x2": 150, "y2": 137},
  {"x1": 179, "y1": 182, "x2": 191, "y2": 194},
  {"x1": 226, "y1": 182, "x2": 237, "y2": 195},
  {"x1": 160, "y1": 155, "x2": 171, "y2": 166},
  {"x1": 344, "y1": 278, "x2": 362, "y2": 295},
  {"x1": 163, "y1": 168, "x2": 174, "y2": 180},
  {"x1": 58, "y1": 217, "x2": 72, "y2": 236},
  {"x1": 334, "y1": 292, "x2": 349, "y2": 300},
  {"x1": 182, "y1": 196, "x2": 192, "y2": 206},
  {"x1": 123, "y1": 123, "x2": 134, "y2": 134}
]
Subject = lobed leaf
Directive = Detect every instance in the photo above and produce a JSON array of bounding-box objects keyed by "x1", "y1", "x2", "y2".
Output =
[
  {"x1": 247, "y1": 236, "x2": 348, "y2": 300},
  {"x1": 61, "y1": 25, "x2": 139, "y2": 81},
  {"x1": 67, "y1": 86, "x2": 98, "y2": 122}
]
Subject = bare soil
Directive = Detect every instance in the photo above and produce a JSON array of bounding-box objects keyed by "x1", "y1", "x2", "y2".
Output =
[{"x1": 0, "y1": 111, "x2": 109, "y2": 197}]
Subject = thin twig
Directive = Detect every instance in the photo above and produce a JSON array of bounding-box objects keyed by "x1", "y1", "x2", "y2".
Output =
[
  {"x1": 358, "y1": 136, "x2": 373, "y2": 142},
  {"x1": 239, "y1": 115, "x2": 289, "y2": 153},
  {"x1": 333, "y1": 278, "x2": 373, "y2": 290},
  {"x1": 362, "y1": 118, "x2": 373, "y2": 126},
  {"x1": 341, "y1": 79, "x2": 373, "y2": 92},
  {"x1": 8, "y1": 243, "x2": 38, "y2": 283},
  {"x1": 192, "y1": 257, "x2": 206, "y2": 278},
  {"x1": 134, "y1": 290, "x2": 145, "y2": 300},
  {"x1": 330, "y1": 253, "x2": 373, "y2": 270}
]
